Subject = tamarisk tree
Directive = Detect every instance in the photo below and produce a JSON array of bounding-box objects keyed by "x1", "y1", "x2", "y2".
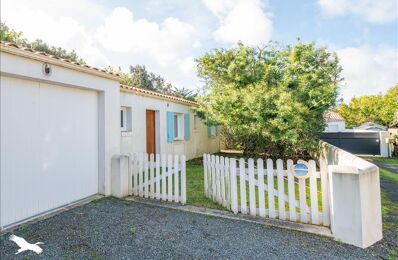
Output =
[{"x1": 196, "y1": 42, "x2": 342, "y2": 158}]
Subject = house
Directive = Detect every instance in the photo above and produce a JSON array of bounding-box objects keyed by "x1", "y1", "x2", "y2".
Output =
[
  {"x1": 0, "y1": 42, "x2": 219, "y2": 230},
  {"x1": 324, "y1": 111, "x2": 346, "y2": 132},
  {"x1": 119, "y1": 85, "x2": 219, "y2": 159},
  {"x1": 322, "y1": 111, "x2": 390, "y2": 157},
  {"x1": 354, "y1": 122, "x2": 388, "y2": 131}
]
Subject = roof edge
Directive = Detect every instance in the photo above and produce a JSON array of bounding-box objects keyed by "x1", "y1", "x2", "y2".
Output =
[
  {"x1": 0, "y1": 42, "x2": 121, "y2": 81},
  {"x1": 120, "y1": 84, "x2": 198, "y2": 107}
]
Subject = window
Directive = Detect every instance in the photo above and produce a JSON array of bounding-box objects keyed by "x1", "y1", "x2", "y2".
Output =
[
  {"x1": 207, "y1": 122, "x2": 220, "y2": 137},
  {"x1": 121, "y1": 107, "x2": 127, "y2": 131},
  {"x1": 120, "y1": 106, "x2": 132, "y2": 132},
  {"x1": 173, "y1": 113, "x2": 184, "y2": 140},
  {"x1": 174, "y1": 114, "x2": 179, "y2": 138}
]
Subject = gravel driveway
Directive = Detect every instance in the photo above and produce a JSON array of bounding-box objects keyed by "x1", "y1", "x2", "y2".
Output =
[{"x1": 0, "y1": 197, "x2": 383, "y2": 259}]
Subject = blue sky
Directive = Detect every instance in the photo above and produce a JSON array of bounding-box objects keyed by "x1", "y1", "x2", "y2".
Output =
[{"x1": 2, "y1": 0, "x2": 397, "y2": 101}]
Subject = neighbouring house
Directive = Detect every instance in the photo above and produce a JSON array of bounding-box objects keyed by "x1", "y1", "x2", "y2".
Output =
[
  {"x1": 324, "y1": 111, "x2": 346, "y2": 132},
  {"x1": 322, "y1": 112, "x2": 390, "y2": 157},
  {"x1": 354, "y1": 122, "x2": 388, "y2": 131},
  {"x1": 0, "y1": 42, "x2": 219, "y2": 230}
]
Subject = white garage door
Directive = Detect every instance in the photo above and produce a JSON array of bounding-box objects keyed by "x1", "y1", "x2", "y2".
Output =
[{"x1": 1, "y1": 77, "x2": 99, "y2": 228}]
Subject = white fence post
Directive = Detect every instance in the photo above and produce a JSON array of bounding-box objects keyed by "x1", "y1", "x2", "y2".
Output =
[
  {"x1": 206, "y1": 154, "x2": 212, "y2": 198},
  {"x1": 203, "y1": 154, "x2": 208, "y2": 197},
  {"x1": 224, "y1": 157, "x2": 230, "y2": 208},
  {"x1": 215, "y1": 156, "x2": 221, "y2": 204},
  {"x1": 181, "y1": 155, "x2": 186, "y2": 204},
  {"x1": 309, "y1": 160, "x2": 319, "y2": 225},
  {"x1": 230, "y1": 158, "x2": 238, "y2": 214},
  {"x1": 220, "y1": 156, "x2": 226, "y2": 206},
  {"x1": 248, "y1": 158, "x2": 256, "y2": 216},
  {"x1": 167, "y1": 155, "x2": 173, "y2": 202},
  {"x1": 211, "y1": 155, "x2": 216, "y2": 201},
  {"x1": 150, "y1": 154, "x2": 155, "y2": 199},
  {"x1": 257, "y1": 159, "x2": 265, "y2": 217},
  {"x1": 174, "y1": 155, "x2": 179, "y2": 203},
  {"x1": 267, "y1": 159, "x2": 275, "y2": 219},
  {"x1": 144, "y1": 154, "x2": 149, "y2": 198},
  {"x1": 138, "y1": 153, "x2": 144, "y2": 197},
  {"x1": 239, "y1": 158, "x2": 247, "y2": 214},
  {"x1": 111, "y1": 154, "x2": 130, "y2": 198},
  {"x1": 287, "y1": 159, "x2": 296, "y2": 222},
  {"x1": 328, "y1": 164, "x2": 382, "y2": 248},
  {"x1": 155, "y1": 154, "x2": 161, "y2": 200},
  {"x1": 161, "y1": 154, "x2": 167, "y2": 201},
  {"x1": 320, "y1": 157, "x2": 330, "y2": 226},
  {"x1": 133, "y1": 153, "x2": 139, "y2": 196},
  {"x1": 276, "y1": 159, "x2": 286, "y2": 220},
  {"x1": 322, "y1": 142, "x2": 382, "y2": 248}
]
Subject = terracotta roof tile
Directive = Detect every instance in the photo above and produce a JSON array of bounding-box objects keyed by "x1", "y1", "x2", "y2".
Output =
[
  {"x1": 0, "y1": 41, "x2": 120, "y2": 78},
  {"x1": 120, "y1": 84, "x2": 198, "y2": 106},
  {"x1": 1, "y1": 41, "x2": 199, "y2": 106},
  {"x1": 324, "y1": 111, "x2": 344, "y2": 122}
]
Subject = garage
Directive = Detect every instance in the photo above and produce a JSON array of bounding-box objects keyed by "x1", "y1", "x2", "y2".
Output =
[
  {"x1": 0, "y1": 43, "x2": 121, "y2": 230},
  {"x1": 0, "y1": 76, "x2": 100, "y2": 228}
]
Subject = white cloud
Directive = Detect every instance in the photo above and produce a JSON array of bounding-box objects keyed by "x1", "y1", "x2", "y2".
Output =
[
  {"x1": 337, "y1": 46, "x2": 398, "y2": 101},
  {"x1": 178, "y1": 57, "x2": 197, "y2": 75},
  {"x1": 95, "y1": 7, "x2": 197, "y2": 66},
  {"x1": 203, "y1": 0, "x2": 273, "y2": 46},
  {"x1": 318, "y1": 0, "x2": 398, "y2": 23},
  {"x1": 202, "y1": 0, "x2": 236, "y2": 19},
  {"x1": 1, "y1": 0, "x2": 109, "y2": 66},
  {"x1": 1, "y1": 1, "x2": 201, "y2": 89}
]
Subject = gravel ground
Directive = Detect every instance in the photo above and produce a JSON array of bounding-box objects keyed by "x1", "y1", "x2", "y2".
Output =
[{"x1": 0, "y1": 197, "x2": 383, "y2": 259}]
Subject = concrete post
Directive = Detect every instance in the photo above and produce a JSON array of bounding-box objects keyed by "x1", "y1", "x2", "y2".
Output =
[
  {"x1": 379, "y1": 131, "x2": 390, "y2": 157},
  {"x1": 328, "y1": 164, "x2": 383, "y2": 248},
  {"x1": 111, "y1": 154, "x2": 130, "y2": 198}
]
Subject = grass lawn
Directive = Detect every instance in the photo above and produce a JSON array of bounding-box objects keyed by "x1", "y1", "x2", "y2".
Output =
[
  {"x1": 380, "y1": 189, "x2": 398, "y2": 258},
  {"x1": 380, "y1": 168, "x2": 398, "y2": 184},
  {"x1": 361, "y1": 156, "x2": 398, "y2": 185},
  {"x1": 360, "y1": 157, "x2": 398, "y2": 258},
  {"x1": 378, "y1": 167, "x2": 398, "y2": 258},
  {"x1": 186, "y1": 160, "x2": 226, "y2": 210},
  {"x1": 369, "y1": 157, "x2": 398, "y2": 166},
  {"x1": 186, "y1": 157, "x2": 325, "y2": 213}
]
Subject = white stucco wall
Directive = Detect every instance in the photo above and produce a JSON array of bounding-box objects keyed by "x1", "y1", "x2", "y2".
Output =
[
  {"x1": 325, "y1": 121, "x2": 346, "y2": 132},
  {"x1": 0, "y1": 51, "x2": 121, "y2": 197},
  {"x1": 322, "y1": 142, "x2": 382, "y2": 248},
  {"x1": 120, "y1": 91, "x2": 220, "y2": 160}
]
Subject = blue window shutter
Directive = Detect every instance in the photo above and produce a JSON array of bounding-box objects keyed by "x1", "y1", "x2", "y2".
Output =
[
  {"x1": 184, "y1": 113, "x2": 190, "y2": 140},
  {"x1": 215, "y1": 125, "x2": 220, "y2": 136},
  {"x1": 167, "y1": 112, "x2": 174, "y2": 143},
  {"x1": 207, "y1": 121, "x2": 211, "y2": 137}
]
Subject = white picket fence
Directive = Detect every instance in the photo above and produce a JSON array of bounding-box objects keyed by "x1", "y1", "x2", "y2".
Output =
[
  {"x1": 129, "y1": 153, "x2": 186, "y2": 204},
  {"x1": 203, "y1": 154, "x2": 330, "y2": 226}
]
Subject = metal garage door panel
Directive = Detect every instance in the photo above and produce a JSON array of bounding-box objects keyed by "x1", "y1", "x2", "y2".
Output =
[
  {"x1": 1, "y1": 77, "x2": 98, "y2": 228},
  {"x1": 321, "y1": 132, "x2": 380, "y2": 155}
]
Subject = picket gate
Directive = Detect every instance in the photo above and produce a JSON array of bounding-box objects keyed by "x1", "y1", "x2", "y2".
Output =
[
  {"x1": 130, "y1": 153, "x2": 186, "y2": 204},
  {"x1": 203, "y1": 154, "x2": 330, "y2": 226}
]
